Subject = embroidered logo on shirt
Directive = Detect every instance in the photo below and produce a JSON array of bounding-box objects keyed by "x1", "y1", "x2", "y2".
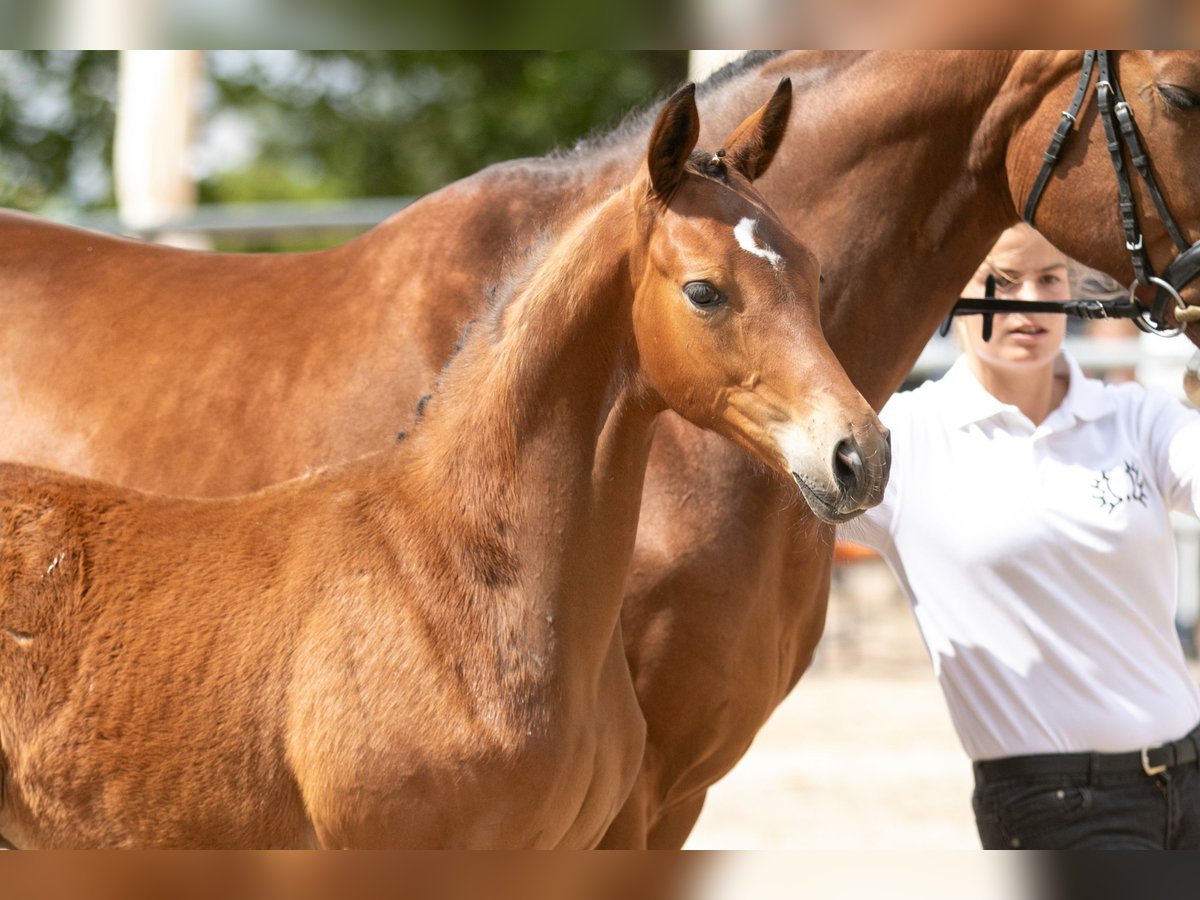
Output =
[{"x1": 1091, "y1": 460, "x2": 1148, "y2": 513}]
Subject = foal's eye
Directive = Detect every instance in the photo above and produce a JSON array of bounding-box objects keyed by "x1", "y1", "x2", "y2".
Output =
[
  {"x1": 1157, "y1": 84, "x2": 1200, "y2": 110},
  {"x1": 682, "y1": 281, "x2": 724, "y2": 309}
]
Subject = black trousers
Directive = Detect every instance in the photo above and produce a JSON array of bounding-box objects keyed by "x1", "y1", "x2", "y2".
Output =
[{"x1": 970, "y1": 724, "x2": 1200, "y2": 849}]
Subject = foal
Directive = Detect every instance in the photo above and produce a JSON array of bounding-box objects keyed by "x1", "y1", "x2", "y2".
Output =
[{"x1": 0, "y1": 82, "x2": 888, "y2": 848}]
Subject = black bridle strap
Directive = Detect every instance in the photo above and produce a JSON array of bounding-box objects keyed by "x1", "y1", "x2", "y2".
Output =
[
  {"x1": 1161, "y1": 247, "x2": 1200, "y2": 324},
  {"x1": 1023, "y1": 51, "x2": 1097, "y2": 225},
  {"x1": 948, "y1": 297, "x2": 1144, "y2": 318},
  {"x1": 1100, "y1": 51, "x2": 1200, "y2": 329},
  {"x1": 1020, "y1": 50, "x2": 1200, "y2": 334},
  {"x1": 937, "y1": 270, "x2": 1146, "y2": 341},
  {"x1": 939, "y1": 296, "x2": 1146, "y2": 340},
  {"x1": 1095, "y1": 52, "x2": 1155, "y2": 287},
  {"x1": 1102, "y1": 53, "x2": 1192, "y2": 255}
]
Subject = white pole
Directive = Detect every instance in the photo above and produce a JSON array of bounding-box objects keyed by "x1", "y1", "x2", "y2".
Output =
[
  {"x1": 49, "y1": 0, "x2": 158, "y2": 47},
  {"x1": 114, "y1": 50, "x2": 206, "y2": 247},
  {"x1": 689, "y1": 51, "x2": 745, "y2": 82}
]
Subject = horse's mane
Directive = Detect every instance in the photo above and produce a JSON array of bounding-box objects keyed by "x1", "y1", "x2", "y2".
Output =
[
  {"x1": 697, "y1": 51, "x2": 785, "y2": 96},
  {"x1": 559, "y1": 51, "x2": 784, "y2": 160}
]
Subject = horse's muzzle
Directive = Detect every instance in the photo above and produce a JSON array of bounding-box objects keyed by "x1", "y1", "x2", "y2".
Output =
[{"x1": 793, "y1": 425, "x2": 890, "y2": 523}]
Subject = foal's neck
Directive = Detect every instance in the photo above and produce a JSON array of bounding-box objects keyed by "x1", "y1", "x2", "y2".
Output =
[{"x1": 400, "y1": 186, "x2": 656, "y2": 698}]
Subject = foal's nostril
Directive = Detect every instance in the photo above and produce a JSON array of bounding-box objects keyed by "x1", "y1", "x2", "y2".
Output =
[{"x1": 833, "y1": 437, "x2": 865, "y2": 498}]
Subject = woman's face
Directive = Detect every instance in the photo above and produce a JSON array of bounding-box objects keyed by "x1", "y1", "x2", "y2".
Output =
[{"x1": 955, "y1": 225, "x2": 1070, "y2": 372}]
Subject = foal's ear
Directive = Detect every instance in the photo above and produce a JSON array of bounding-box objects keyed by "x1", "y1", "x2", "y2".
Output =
[
  {"x1": 720, "y1": 78, "x2": 793, "y2": 182},
  {"x1": 647, "y1": 83, "x2": 700, "y2": 199}
]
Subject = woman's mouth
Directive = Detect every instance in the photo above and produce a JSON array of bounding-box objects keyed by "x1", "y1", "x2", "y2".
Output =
[{"x1": 1007, "y1": 323, "x2": 1047, "y2": 342}]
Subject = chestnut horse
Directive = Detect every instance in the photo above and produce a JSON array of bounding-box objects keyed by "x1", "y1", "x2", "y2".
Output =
[
  {"x1": 2, "y1": 52, "x2": 1200, "y2": 846},
  {"x1": 0, "y1": 84, "x2": 888, "y2": 848}
]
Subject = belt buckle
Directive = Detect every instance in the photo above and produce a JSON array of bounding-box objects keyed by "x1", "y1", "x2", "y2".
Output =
[{"x1": 1141, "y1": 745, "x2": 1168, "y2": 777}]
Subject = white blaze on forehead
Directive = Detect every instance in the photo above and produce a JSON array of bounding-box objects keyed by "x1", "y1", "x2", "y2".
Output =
[{"x1": 734, "y1": 217, "x2": 783, "y2": 270}]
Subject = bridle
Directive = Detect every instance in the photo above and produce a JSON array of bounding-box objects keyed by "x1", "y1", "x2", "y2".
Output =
[
  {"x1": 937, "y1": 274, "x2": 1144, "y2": 342},
  {"x1": 1023, "y1": 50, "x2": 1200, "y2": 335}
]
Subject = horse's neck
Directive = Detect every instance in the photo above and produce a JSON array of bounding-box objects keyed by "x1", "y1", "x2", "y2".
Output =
[
  {"x1": 401, "y1": 188, "x2": 654, "y2": 696},
  {"x1": 751, "y1": 50, "x2": 1065, "y2": 409}
]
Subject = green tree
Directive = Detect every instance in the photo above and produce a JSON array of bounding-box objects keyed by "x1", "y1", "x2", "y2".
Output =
[
  {"x1": 0, "y1": 51, "x2": 118, "y2": 211},
  {"x1": 0, "y1": 51, "x2": 688, "y2": 217},
  {"x1": 204, "y1": 52, "x2": 687, "y2": 204}
]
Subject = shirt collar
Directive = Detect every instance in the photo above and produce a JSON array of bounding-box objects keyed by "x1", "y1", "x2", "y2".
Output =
[{"x1": 936, "y1": 350, "x2": 1115, "y2": 430}]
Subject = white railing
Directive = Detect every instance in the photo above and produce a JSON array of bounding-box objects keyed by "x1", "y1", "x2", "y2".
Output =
[{"x1": 58, "y1": 196, "x2": 415, "y2": 244}]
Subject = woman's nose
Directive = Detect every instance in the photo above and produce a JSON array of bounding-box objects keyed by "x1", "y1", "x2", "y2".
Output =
[{"x1": 1017, "y1": 280, "x2": 1041, "y2": 300}]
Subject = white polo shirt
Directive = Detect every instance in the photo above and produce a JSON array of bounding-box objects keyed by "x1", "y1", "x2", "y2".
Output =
[{"x1": 839, "y1": 352, "x2": 1200, "y2": 761}]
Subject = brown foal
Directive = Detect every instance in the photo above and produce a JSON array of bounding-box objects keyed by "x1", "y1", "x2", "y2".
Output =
[{"x1": 0, "y1": 83, "x2": 887, "y2": 848}]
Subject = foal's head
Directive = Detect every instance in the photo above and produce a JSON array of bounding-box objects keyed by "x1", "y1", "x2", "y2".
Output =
[{"x1": 628, "y1": 81, "x2": 889, "y2": 523}]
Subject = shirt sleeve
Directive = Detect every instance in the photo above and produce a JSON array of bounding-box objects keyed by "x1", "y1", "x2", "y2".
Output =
[{"x1": 1141, "y1": 385, "x2": 1200, "y2": 518}]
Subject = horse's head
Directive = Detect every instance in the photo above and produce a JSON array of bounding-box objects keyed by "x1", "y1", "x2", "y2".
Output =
[
  {"x1": 628, "y1": 80, "x2": 889, "y2": 523},
  {"x1": 1015, "y1": 51, "x2": 1200, "y2": 337}
]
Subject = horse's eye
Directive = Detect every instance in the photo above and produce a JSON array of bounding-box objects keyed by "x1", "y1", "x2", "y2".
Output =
[
  {"x1": 683, "y1": 281, "x2": 724, "y2": 309},
  {"x1": 1157, "y1": 84, "x2": 1200, "y2": 110}
]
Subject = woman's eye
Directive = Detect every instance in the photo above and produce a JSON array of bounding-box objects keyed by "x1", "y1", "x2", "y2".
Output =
[
  {"x1": 683, "y1": 281, "x2": 724, "y2": 309},
  {"x1": 991, "y1": 276, "x2": 1017, "y2": 292},
  {"x1": 1158, "y1": 84, "x2": 1200, "y2": 110}
]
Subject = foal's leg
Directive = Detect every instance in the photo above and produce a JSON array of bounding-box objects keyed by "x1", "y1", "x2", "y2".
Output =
[
  {"x1": 595, "y1": 776, "x2": 650, "y2": 849},
  {"x1": 645, "y1": 793, "x2": 708, "y2": 850}
]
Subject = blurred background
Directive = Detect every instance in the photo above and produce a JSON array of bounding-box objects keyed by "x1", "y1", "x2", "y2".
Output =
[
  {"x1": 1, "y1": 0, "x2": 1197, "y2": 53},
  {"x1": 0, "y1": 51, "x2": 690, "y2": 248}
]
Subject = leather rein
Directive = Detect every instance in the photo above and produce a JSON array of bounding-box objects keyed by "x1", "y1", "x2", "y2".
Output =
[{"x1": 947, "y1": 50, "x2": 1200, "y2": 340}]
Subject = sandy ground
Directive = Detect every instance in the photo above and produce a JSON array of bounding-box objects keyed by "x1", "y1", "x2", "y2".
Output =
[{"x1": 683, "y1": 558, "x2": 1200, "y2": 851}]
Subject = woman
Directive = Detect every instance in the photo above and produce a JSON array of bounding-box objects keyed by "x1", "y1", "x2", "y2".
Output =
[{"x1": 839, "y1": 223, "x2": 1200, "y2": 849}]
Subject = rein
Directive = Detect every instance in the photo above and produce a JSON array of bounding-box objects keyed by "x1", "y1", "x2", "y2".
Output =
[
  {"x1": 940, "y1": 275, "x2": 1144, "y2": 341},
  {"x1": 1019, "y1": 50, "x2": 1200, "y2": 335}
]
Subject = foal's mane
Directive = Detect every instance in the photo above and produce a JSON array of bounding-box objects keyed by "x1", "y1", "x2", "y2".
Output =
[
  {"x1": 399, "y1": 53, "x2": 810, "y2": 437},
  {"x1": 402, "y1": 152, "x2": 738, "y2": 440},
  {"x1": 471, "y1": 150, "x2": 740, "y2": 341},
  {"x1": 697, "y1": 51, "x2": 785, "y2": 95}
]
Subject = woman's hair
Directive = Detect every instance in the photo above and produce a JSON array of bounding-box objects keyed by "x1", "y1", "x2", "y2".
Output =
[{"x1": 1067, "y1": 259, "x2": 1126, "y2": 302}]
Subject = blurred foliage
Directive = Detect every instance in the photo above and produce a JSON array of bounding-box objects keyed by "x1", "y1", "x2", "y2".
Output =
[
  {"x1": 0, "y1": 51, "x2": 118, "y2": 211},
  {"x1": 0, "y1": 51, "x2": 688, "y2": 214}
]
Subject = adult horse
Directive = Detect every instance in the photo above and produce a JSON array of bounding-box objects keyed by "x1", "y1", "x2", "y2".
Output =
[
  {"x1": 0, "y1": 84, "x2": 888, "y2": 849},
  {"x1": 2, "y1": 52, "x2": 1200, "y2": 846}
]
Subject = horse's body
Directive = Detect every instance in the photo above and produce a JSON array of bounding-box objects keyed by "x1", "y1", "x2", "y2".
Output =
[
  {"x1": 0, "y1": 85, "x2": 888, "y2": 848},
  {"x1": 2, "y1": 52, "x2": 1199, "y2": 846}
]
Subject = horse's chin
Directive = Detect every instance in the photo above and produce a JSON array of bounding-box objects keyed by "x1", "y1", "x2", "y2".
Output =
[{"x1": 793, "y1": 473, "x2": 861, "y2": 525}]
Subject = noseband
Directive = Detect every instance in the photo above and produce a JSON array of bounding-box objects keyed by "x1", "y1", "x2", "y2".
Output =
[{"x1": 1024, "y1": 50, "x2": 1200, "y2": 335}]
